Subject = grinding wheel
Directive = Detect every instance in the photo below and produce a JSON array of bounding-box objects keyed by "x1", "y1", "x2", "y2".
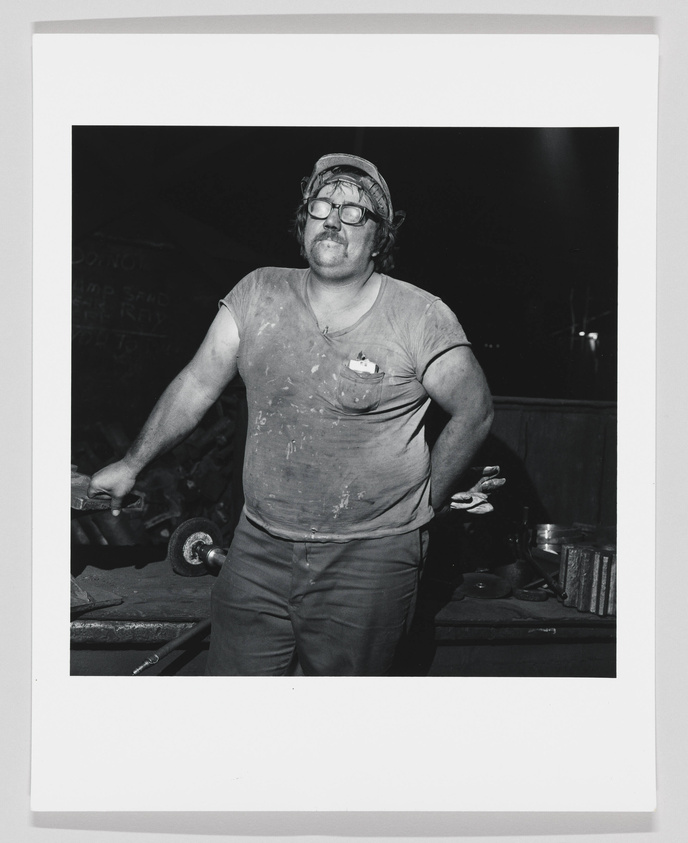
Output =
[{"x1": 166, "y1": 517, "x2": 223, "y2": 577}]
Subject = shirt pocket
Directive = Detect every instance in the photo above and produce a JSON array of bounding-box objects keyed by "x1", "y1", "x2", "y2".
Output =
[{"x1": 336, "y1": 365, "x2": 385, "y2": 414}]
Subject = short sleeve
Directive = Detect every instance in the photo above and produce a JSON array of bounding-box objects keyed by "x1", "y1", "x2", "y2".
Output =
[
  {"x1": 218, "y1": 270, "x2": 258, "y2": 334},
  {"x1": 413, "y1": 299, "x2": 471, "y2": 379}
]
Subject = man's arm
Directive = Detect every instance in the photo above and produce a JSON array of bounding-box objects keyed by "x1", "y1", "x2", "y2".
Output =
[
  {"x1": 88, "y1": 305, "x2": 240, "y2": 514},
  {"x1": 422, "y1": 345, "x2": 494, "y2": 513}
]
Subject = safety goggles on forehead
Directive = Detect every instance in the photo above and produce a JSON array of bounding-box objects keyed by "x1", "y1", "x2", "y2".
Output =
[{"x1": 305, "y1": 196, "x2": 382, "y2": 226}]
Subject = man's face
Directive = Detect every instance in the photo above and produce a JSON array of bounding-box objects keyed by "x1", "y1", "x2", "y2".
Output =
[{"x1": 303, "y1": 181, "x2": 379, "y2": 280}]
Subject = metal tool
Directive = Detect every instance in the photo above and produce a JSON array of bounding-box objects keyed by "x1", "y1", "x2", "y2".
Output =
[
  {"x1": 165, "y1": 517, "x2": 227, "y2": 577},
  {"x1": 132, "y1": 619, "x2": 211, "y2": 675},
  {"x1": 71, "y1": 468, "x2": 144, "y2": 513},
  {"x1": 523, "y1": 545, "x2": 567, "y2": 599},
  {"x1": 132, "y1": 518, "x2": 230, "y2": 674},
  {"x1": 508, "y1": 507, "x2": 567, "y2": 600}
]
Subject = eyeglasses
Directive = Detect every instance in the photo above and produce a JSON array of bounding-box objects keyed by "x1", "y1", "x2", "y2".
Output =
[{"x1": 305, "y1": 197, "x2": 382, "y2": 226}]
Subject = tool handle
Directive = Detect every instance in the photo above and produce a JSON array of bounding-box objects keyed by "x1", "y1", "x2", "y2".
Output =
[{"x1": 132, "y1": 619, "x2": 212, "y2": 675}]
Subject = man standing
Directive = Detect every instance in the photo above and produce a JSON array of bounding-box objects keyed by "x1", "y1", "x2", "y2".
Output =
[{"x1": 89, "y1": 153, "x2": 500, "y2": 675}]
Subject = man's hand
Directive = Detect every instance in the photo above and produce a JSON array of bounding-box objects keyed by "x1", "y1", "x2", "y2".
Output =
[
  {"x1": 84, "y1": 306, "x2": 240, "y2": 518},
  {"x1": 87, "y1": 461, "x2": 139, "y2": 516},
  {"x1": 448, "y1": 465, "x2": 506, "y2": 515}
]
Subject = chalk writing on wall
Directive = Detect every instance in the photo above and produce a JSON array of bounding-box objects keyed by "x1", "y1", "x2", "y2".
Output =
[
  {"x1": 72, "y1": 238, "x2": 195, "y2": 431},
  {"x1": 73, "y1": 284, "x2": 171, "y2": 337},
  {"x1": 72, "y1": 245, "x2": 145, "y2": 271}
]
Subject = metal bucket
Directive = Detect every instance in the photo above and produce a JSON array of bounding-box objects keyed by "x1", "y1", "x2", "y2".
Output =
[{"x1": 535, "y1": 524, "x2": 584, "y2": 553}]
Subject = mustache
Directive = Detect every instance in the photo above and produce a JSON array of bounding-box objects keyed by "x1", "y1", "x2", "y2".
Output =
[{"x1": 315, "y1": 231, "x2": 345, "y2": 244}]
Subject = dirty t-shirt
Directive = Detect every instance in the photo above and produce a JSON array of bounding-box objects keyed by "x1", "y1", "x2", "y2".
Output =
[{"x1": 220, "y1": 267, "x2": 470, "y2": 541}]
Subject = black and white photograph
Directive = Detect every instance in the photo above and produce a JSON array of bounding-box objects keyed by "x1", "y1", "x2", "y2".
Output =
[
  {"x1": 29, "y1": 32, "x2": 657, "y2": 814},
  {"x1": 69, "y1": 125, "x2": 619, "y2": 679}
]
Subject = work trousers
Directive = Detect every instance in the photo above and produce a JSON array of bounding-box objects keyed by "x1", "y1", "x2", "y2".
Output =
[{"x1": 206, "y1": 512, "x2": 427, "y2": 676}]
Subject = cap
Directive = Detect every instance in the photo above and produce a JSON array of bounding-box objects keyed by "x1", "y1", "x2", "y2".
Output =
[{"x1": 302, "y1": 153, "x2": 395, "y2": 224}]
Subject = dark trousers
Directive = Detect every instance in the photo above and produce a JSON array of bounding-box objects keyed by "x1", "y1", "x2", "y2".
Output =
[{"x1": 206, "y1": 512, "x2": 427, "y2": 676}]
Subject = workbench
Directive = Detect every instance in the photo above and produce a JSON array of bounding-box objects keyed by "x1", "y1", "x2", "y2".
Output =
[
  {"x1": 403, "y1": 579, "x2": 616, "y2": 677},
  {"x1": 71, "y1": 548, "x2": 212, "y2": 676},
  {"x1": 70, "y1": 548, "x2": 615, "y2": 677}
]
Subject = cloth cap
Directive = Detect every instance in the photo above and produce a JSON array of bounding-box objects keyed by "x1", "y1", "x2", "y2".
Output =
[{"x1": 302, "y1": 153, "x2": 394, "y2": 223}]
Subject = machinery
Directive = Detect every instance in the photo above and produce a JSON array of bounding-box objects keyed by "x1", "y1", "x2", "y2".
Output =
[
  {"x1": 132, "y1": 517, "x2": 227, "y2": 674},
  {"x1": 165, "y1": 517, "x2": 227, "y2": 577}
]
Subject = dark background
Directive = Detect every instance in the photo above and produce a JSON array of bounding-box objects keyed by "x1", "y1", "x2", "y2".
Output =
[
  {"x1": 72, "y1": 125, "x2": 618, "y2": 442},
  {"x1": 70, "y1": 130, "x2": 619, "y2": 673}
]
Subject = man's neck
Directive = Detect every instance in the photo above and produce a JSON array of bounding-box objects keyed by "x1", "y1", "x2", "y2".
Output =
[
  {"x1": 306, "y1": 266, "x2": 381, "y2": 333},
  {"x1": 307, "y1": 263, "x2": 377, "y2": 304}
]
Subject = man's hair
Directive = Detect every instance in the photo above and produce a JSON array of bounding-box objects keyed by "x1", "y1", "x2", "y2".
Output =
[{"x1": 292, "y1": 172, "x2": 400, "y2": 273}]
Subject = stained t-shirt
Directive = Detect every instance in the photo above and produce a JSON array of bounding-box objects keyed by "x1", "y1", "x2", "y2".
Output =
[{"x1": 220, "y1": 267, "x2": 470, "y2": 541}]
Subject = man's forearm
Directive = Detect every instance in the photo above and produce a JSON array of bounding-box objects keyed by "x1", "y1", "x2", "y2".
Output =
[
  {"x1": 122, "y1": 367, "x2": 220, "y2": 474},
  {"x1": 430, "y1": 409, "x2": 493, "y2": 512}
]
